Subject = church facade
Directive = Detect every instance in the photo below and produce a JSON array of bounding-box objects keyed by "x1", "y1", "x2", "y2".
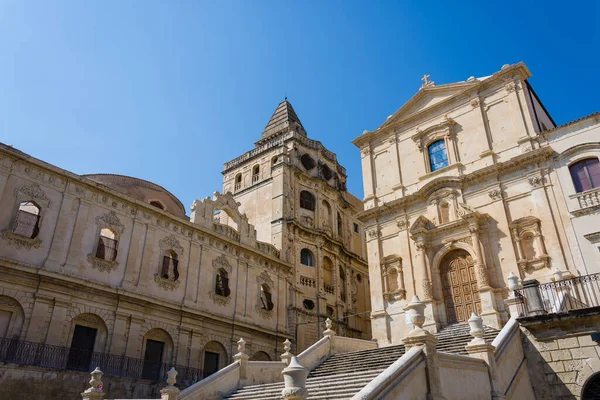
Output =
[
  {"x1": 353, "y1": 62, "x2": 579, "y2": 344},
  {"x1": 0, "y1": 101, "x2": 369, "y2": 398}
]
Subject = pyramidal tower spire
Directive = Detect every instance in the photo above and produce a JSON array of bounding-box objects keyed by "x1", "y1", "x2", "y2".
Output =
[{"x1": 261, "y1": 99, "x2": 306, "y2": 140}]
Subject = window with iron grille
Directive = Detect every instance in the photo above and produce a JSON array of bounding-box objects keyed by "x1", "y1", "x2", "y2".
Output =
[
  {"x1": 12, "y1": 201, "x2": 41, "y2": 238},
  {"x1": 300, "y1": 191, "x2": 315, "y2": 211}
]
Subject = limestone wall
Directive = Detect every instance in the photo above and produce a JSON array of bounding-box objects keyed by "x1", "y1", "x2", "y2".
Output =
[{"x1": 522, "y1": 328, "x2": 600, "y2": 399}]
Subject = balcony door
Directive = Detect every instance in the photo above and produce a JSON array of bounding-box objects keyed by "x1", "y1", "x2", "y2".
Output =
[
  {"x1": 142, "y1": 339, "x2": 164, "y2": 380},
  {"x1": 67, "y1": 325, "x2": 97, "y2": 371}
]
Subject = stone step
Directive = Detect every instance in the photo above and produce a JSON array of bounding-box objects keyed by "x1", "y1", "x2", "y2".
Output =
[{"x1": 238, "y1": 370, "x2": 382, "y2": 391}]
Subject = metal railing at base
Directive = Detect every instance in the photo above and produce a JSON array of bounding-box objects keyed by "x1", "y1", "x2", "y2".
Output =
[{"x1": 0, "y1": 337, "x2": 203, "y2": 385}]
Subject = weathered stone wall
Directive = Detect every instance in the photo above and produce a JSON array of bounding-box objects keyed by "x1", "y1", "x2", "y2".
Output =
[
  {"x1": 522, "y1": 328, "x2": 600, "y2": 399},
  {"x1": 0, "y1": 365, "x2": 167, "y2": 400}
]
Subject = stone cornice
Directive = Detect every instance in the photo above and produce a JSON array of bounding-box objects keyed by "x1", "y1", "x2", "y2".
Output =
[
  {"x1": 0, "y1": 144, "x2": 291, "y2": 275},
  {"x1": 358, "y1": 146, "x2": 553, "y2": 223},
  {"x1": 353, "y1": 63, "x2": 532, "y2": 149}
]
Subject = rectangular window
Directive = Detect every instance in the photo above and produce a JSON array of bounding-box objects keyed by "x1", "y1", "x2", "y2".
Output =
[
  {"x1": 428, "y1": 140, "x2": 449, "y2": 172},
  {"x1": 353, "y1": 223, "x2": 359, "y2": 233}
]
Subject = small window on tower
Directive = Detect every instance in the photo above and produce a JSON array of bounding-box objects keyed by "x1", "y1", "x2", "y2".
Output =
[
  {"x1": 150, "y1": 201, "x2": 165, "y2": 210},
  {"x1": 353, "y1": 223, "x2": 359, "y2": 234}
]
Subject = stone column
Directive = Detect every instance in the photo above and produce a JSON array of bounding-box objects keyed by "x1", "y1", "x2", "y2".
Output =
[
  {"x1": 281, "y1": 356, "x2": 309, "y2": 400},
  {"x1": 189, "y1": 331, "x2": 204, "y2": 372},
  {"x1": 521, "y1": 280, "x2": 546, "y2": 316},
  {"x1": 81, "y1": 367, "x2": 104, "y2": 400},
  {"x1": 160, "y1": 368, "x2": 180, "y2": 400},
  {"x1": 470, "y1": 226, "x2": 490, "y2": 289},
  {"x1": 45, "y1": 298, "x2": 71, "y2": 346},
  {"x1": 465, "y1": 313, "x2": 505, "y2": 399},
  {"x1": 124, "y1": 316, "x2": 144, "y2": 358},
  {"x1": 25, "y1": 294, "x2": 52, "y2": 343},
  {"x1": 403, "y1": 297, "x2": 446, "y2": 400},
  {"x1": 415, "y1": 241, "x2": 432, "y2": 301},
  {"x1": 109, "y1": 312, "x2": 129, "y2": 355},
  {"x1": 176, "y1": 327, "x2": 191, "y2": 367}
]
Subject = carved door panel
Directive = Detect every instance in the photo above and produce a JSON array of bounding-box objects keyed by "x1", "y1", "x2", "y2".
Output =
[{"x1": 441, "y1": 250, "x2": 481, "y2": 324}]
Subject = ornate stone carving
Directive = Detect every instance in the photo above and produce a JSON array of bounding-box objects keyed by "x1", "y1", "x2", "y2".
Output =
[
  {"x1": 87, "y1": 254, "x2": 118, "y2": 272},
  {"x1": 422, "y1": 280, "x2": 433, "y2": 300},
  {"x1": 1, "y1": 231, "x2": 42, "y2": 250},
  {"x1": 470, "y1": 98, "x2": 480, "y2": 108},
  {"x1": 488, "y1": 189, "x2": 502, "y2": 201},
  {"x1": 209, "y1": 291, "x2": 232, "y2": 306},
  {"x1": 505, "y1": 82, "x2": 516, "y2": 93},
  {"x1": 95, "y1": 211, "x2": 125, "y2": 234},
  {"x1": 154, "y1": 274, "x2": 181, "y2": 291},
  {"x1": 414, "y1": 241, "x2": 427, "y2": 252},
  {"x1": 14, "y1": 182, "x2": 51, "y2": 208},
  {"x1": 158, "y1": 234, "x2": 184, "y2": 254},
  {"x1": 74, "y1": 314, "x2": 104, "y2": 326},
  {"x1": 397, "y1": 219, "x2": 409, "y2": 230},
  {"x1": 256, "y1": 271, "x2": 274, "y2": 288},
  {"x1": 367, "y1": 228, "x2": 380, "y2": 239},
  {"x1": 528, "y1": 175, "x2": 544, "y2": 188},
  {"x1": 476, "y1": 264, "x2": 490, "y2": 287},
  {"x1": 212, "y1": 254, "x2": 232, "y2": 273}
]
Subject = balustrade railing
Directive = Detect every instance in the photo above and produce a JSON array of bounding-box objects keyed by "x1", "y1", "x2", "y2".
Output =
[
  {"x1": 324, "y1": 284, "x2": 335, "y2": 295},
  {"x1": 514, "y1": 273, "x2": 600, "y2": 317},
  {"x1": 0, "y1": 338, "x2": 203, "y2": 384},
  {"x1": 572, "y1": 187, "x2": 600, "y2": 209}
]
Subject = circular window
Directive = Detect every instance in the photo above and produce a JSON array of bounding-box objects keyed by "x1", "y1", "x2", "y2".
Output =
[
  {"x1": 303, "y1": 299, "x2": 315, "y2": 310},
  {"x1": 582, "y1": 372, "x2": 600, "y2": 399},
  {"x1": 326, "y1": 306, "x2": 334, "y2": 316},
  {"x1": 356, "y1": 273, "x2": 362, "y2": 283},
  {"x1": 301, "y1": 154, "x2": 316, "y2": 171},
  {"x1": 321, "y1": 164, "x2": 333, "y2": 181}
]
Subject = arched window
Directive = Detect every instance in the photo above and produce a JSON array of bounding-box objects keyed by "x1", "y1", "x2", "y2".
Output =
[
  {"x1": 12, "y1": 201, "x2": 41, "y2": 238},
  {"x1": 300, "y1": 191, "x2": 315, "y2": 211},
  {"x1": 300, "y1": 249, "x2": 314, "y2": 266},
  {"x1": 260, "y1": 284, "x2": 274, "y2": 310},
  {"x1": 337, "y1": 212, "x2": 343, "y2": 236},
  {"x1": 252, "y1": 165, "x2": 260, "y2": 183},
  {"x1": 215, "y1": 268, "x2": 231, "y2": 297},
  {"x1": 326, "y1": 306, "x2": 334, "y2": 317},
  {"x1": 271, "y1": 156, "x2": 278, "y2": 166},
  {"x1": 301, "y1": 154, "x2": 316, "y2": 171},
  {"x1": 161, "y1": 250, "x2": 179, "y2": 281},
  {"x1": 234, "y1": 173, "x2": 242, "y2": 191},
  {"x1": 321, "y1": 164, "x2": 332, "y2": 181},
  {"x1": 321, "y1": 200, "x2": 332, "y2": 230},
  {"x1": 339, "y1": 265, "x2": 346, "y2": 301},
  {"x1": 569, "y1": 158, "x2": 600, "y2": 193},
  {"x1": 150, "y1": 201, "x2": 165, "y2": 210},
  {"x1": 428, "y1": 139, "x2": 449, "y2": 172},
  {"x1": 96, "y1": 228, "x2": 118, "y2": 261}
]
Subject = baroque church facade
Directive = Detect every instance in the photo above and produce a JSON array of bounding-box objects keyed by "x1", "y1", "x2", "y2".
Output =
[
  {"x1": 0, "y1": 101, "x2": 369, "y2": 398},
  {"x1": 353, "y1": 62, "x2": 565, "y2": 344}
]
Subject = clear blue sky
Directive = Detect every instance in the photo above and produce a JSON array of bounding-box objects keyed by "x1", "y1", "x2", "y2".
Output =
[{"x1": 1, "y1": 1, "x2": 598, "y2": 212}]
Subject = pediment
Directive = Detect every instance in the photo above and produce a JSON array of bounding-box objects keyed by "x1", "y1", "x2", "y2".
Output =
[
  {"x1": 380, "y1": 82, "x2": 477, "y2": 129},
  {"x1": 409, "y1": 215, "x2": 435, "y2": 235}
]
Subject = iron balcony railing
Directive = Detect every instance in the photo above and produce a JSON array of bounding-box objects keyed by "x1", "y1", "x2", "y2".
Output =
[
  {"x1": 514, "y1": 272, "x2": 600, "y2": 317},
  {"x1": 0, "y1": 337, "x2": 203, "y2": 385}
]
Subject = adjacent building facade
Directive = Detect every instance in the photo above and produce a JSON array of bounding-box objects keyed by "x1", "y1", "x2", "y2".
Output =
[{"x1": 0, "y1": 100, "x2": 370, "y2": 398}]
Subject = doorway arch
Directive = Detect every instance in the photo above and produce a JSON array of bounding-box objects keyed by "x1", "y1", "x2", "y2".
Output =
[{"x1": 439, "y1": 249, "x2": 481, "y2": 325}]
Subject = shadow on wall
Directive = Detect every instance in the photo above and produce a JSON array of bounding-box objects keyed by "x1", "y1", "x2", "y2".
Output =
[{"x1": 521, "y1": 330, "x2": 600, "y2": 399}]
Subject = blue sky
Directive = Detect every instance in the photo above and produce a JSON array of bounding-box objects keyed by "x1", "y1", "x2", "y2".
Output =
[{"x1": 1, "y1": 1, "x2": 598, "y2": 211}]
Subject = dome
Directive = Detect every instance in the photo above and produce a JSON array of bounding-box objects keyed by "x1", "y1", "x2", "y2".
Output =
[{"x1": 83, "y1": 174, "x2": 186, "y2": 218}]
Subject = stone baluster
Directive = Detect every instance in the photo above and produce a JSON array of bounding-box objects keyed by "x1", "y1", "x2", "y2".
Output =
[
  {"x1": 470, "y1": 226, "x2": 490, "y2": 289},
  {"x1": 281, "y1": 338, "x2": 293, "y2": 365},
  {"x1": 465, "y1": 313, "x2": 504, "y2": 399},
  {"x1": 403, "y1": 297, "x2": 446, "y2": 400},
  {"x1": 81, "y1": 367, "x2": 104, "y2": 400},
  {"x1": 160, "y1": 368, "x2": 180, "y2": 400},
  {"x1": 281, "y1": 356, "x2": 309, "y2": 400},
  {"x1": 233, "y1": 338, "x2": 249, "y2": 379}
]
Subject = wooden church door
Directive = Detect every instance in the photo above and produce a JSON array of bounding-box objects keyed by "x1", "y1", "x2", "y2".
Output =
[{"x1": 441, "y1": 249, "x2": 481, "y2": 324}]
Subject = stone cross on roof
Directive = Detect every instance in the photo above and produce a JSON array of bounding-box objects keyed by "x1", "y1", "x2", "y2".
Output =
[{"x1": 421, "y1": 74, "x2": 435, "y2": 88}]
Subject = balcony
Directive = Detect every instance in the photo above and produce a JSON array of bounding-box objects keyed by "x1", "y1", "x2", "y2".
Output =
[
  {"x1": 0, "y1": 337, "x2": 202, "y2": 385},
  {"x1": 570, "y1": 187, "x2": 600, "y2": 216},
  {"x1": 324, "y1": 284, "x2": 335, "y2": 295},
  {"x1": 514, "y1": 273, "x2": 600, "y2": 317}
]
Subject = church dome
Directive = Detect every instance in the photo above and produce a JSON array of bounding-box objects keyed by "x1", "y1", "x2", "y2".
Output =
[{"x1": 83, "y1": 174, "x2": 186, "y2": 218}]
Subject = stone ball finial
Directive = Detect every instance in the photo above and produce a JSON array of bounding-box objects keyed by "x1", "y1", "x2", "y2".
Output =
[
  {"x1": 89, "y1": 367, "x2": 103, "y2": 389},
  {"x1": 507, "y1": 272, "x2": 520, "y2": 291},
  {"x1": 404, "y1": 296, "x2": 426, "y2": 331},
  {"x1": 166, "y1": 367, "x2": 178, "y2": 386},
  {"x1": 468, "y1": 312, "x2": 484, "y2": 339},
  {"x1": 283, "y1": 338, "x2": 292, "y2": 353},
  {"x1": 362, "y1": 130, "x2": 370, "y2": 135},
  {"x1": 501, "y1": 64, "x2": 510, "y2": 70},
  {"x1": 237, "y1": 337, "x2": 246, "y2": 354}
]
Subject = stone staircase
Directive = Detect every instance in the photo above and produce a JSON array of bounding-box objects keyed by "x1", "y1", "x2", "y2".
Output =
[{"x1": 222, "y1": 323, "x2": 500, "y2": 400}]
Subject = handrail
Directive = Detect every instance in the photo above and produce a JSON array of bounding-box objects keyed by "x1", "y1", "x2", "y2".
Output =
[
  {"x1": 351, "y1": 346, "x2": 424, "y2": 400},
  {"x1": 179, "y1": 361, "x2": 240, "y2": 399},
  {"x1": 491, "y1": 317, "x2": 519, "y2": 360}
]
